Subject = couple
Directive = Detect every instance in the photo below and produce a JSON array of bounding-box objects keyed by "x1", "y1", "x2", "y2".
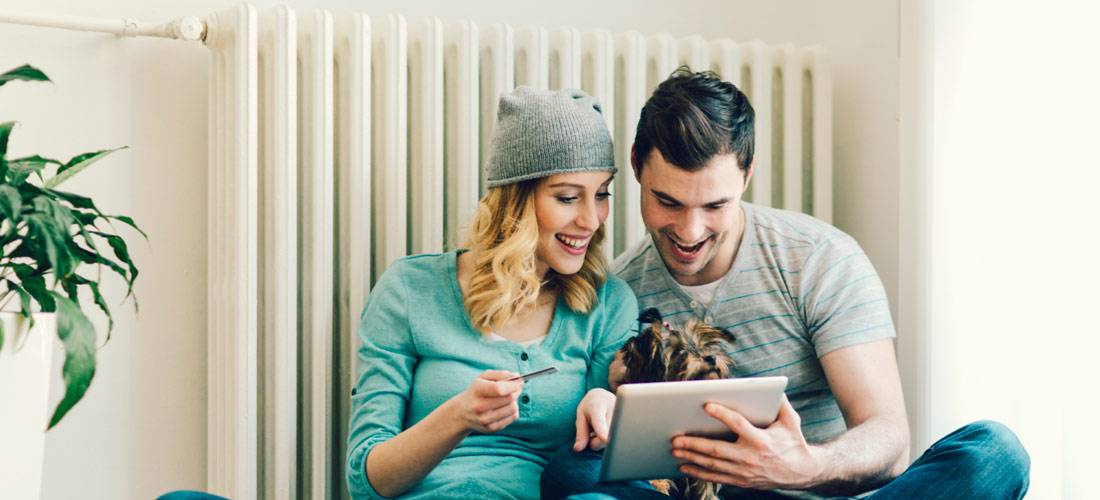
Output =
[{"x1": 345, "y1": 69, "x2": 1030, "y2": 500}]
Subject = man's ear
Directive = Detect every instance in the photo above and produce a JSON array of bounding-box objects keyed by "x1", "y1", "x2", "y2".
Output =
[
  {"x1": 630, "y1": 144, "x2": 642, "y2": 183},
  {"x1": 742, "y1": 157, "x2": 755, "y2": 193}
]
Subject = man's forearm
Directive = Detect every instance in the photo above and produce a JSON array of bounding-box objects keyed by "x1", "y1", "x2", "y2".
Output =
[{"x1": 804, "y1": 415, "x2": 910, "y2": 496}]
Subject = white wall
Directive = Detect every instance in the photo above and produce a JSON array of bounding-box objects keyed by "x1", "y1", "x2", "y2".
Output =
[
  {"x1": 1, "y1": 1, "x2": 900, "y2": 498},
  {"x1": 902, "y1": 0, "x2": 1100, "y2": 497},
  {"x1": 1, "y1": 20, "x2": 212, "y2": 500}
]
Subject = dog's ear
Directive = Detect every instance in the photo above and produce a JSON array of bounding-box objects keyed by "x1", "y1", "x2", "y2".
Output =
[
  {"x1": 718, "y1": 327, "x2": 734, "y2": 342},
  {"x1": 638, "y1": 307, "x2": 663, "y2": 324}
]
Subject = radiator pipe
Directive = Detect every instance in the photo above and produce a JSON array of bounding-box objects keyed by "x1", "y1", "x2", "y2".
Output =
[{"x1": 0, "y1": 11, "x2": 206, "y2": 42}]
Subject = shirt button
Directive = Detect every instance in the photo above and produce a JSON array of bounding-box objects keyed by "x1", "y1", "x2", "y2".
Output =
[
  {"x1": 705, "y1": 315, "x2": 713, "y2": 323},
  {"x1": 689, "y1": 300, "x2": 699, "y2": 308},
  {"x1": 520, "y1": 352, "x2": 529, "y2": 361},
  {"x1": 521, "y1": 395, "x2": 530, "y2": 404}
]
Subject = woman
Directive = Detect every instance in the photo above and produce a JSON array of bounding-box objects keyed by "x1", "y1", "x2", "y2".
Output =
[{"x1": 346, "y1": 87, "x2": 639, "y2": 499}]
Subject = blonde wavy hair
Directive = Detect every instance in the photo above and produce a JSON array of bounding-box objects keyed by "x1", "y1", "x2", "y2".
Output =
[{"x1": 463, "y1": 180, "x2": 609, "y2": 333}]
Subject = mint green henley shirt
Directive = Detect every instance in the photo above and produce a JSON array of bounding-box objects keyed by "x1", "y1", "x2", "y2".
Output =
[{"x1": 346, "y1": 251, "x2": 639, "y2": 499}]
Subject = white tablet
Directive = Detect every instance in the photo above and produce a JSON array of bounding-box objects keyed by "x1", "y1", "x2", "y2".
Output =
[{"x1": 599, "y1": 376, "x2": 788, "y2": 482}]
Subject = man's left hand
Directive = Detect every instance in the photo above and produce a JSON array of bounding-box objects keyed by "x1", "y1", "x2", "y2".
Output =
[{"x1": 670, "y1": 396, "x2": 824, "y2": 490}]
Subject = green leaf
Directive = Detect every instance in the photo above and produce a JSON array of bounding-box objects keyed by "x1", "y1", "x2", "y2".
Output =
[
  {"x1": 12, "y1": 264, "x2": 55, "y2": 313},
  {"x1": 88, "y1": 281, "x2": 113, "y2": 338},
  {"x1": 69, "y1": 241, "x2": 127, "y2": 281},
  {"x1": 26, "y1": 197, "x2": 80, "y2": 278},
  {"x1": 106, "y1": 214, "x2": 147, "y2": 239},
  {"x1": 0, "y1": 185, "x2": 22, "y2": 223},
  {"x1": 67, "y1": 274, "x2": 113, "y2": 340},
  {"x1": 25, "y1": 213, "x2": 72, "y2": 278},
  {"x1": 92, "y1": 231, "x2": 138, "y2": 299},
  {"x1": 4, "y1": 279, "x2": 37, "y2": 330},
  {"x1": 47, "y1": 292, "x2": 97, "y2": 429},
  {"x1": 0, "y1": 65, "x2": 50, "y2": 87},
  {"x1": 44, "y1": 191, "x2": 107, "y2": 250},
  {"x1": 44, "y1": 147, "x2": 127, "y2": 189},
  {"x1": 68, "y1": 209, "x2": 99, "y2": 227},
  {"x1": 9, "y1": 155, "x2": 61, "y2": 184},
  {"x1": 10, "y1": 168, "x2": 31, "y2": 187},
  {"x1": 46, "y1": 188, "x2": 97, "y2": 211},
  {"x1": 0, "y1": 121, "x2": 13, "y2": 159},
  {"x1": 9, "y1": 155, "x2": 62, "y2": 167},
  {"x1": 61, "y1": 274, "x2": 78, "y2": 302}
]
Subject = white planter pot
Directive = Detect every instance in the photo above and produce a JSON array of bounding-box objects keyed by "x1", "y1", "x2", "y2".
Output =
[{"x1": 0, "y1": 312, "x2": 57, "y2": 500}]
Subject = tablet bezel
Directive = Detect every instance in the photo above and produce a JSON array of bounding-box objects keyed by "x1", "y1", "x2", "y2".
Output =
[{"x1": 598, "y1": 376, "x2": 789, "y2": 482}]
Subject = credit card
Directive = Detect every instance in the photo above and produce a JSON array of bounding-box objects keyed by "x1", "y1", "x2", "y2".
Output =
[{"x1": 508, "y1": 366, "x2": 559, "y2": 382}]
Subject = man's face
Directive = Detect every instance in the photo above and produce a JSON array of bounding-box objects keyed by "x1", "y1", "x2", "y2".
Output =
[{"x1": 635, "y1": 148, "x2": 751, "y2": 286}]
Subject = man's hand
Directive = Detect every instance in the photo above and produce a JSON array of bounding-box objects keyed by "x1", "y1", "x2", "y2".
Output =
[
  {"x1": 574, "y1": 388, "x2": 616, "y2": 451},
  {"x1": 670, "y1": 396, "x2": 824, "y2": 490}
]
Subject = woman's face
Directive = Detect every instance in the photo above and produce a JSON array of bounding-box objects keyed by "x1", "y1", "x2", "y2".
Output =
[{"x1": 533, "y1": 171, "x2": 613, "y2": 276}]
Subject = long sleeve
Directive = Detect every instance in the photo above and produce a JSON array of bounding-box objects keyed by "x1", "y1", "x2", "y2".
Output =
[
  {"x1": 586, "y1": 276, "x2": 639, "y2": 392},
  {"x1": 346, "y1": 261, "x2": 418, "y2": 499}
]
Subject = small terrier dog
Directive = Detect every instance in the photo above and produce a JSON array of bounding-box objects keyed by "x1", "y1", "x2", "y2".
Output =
[{"x1": 616, "y1": 308, "x2": 736, "y2": 500}]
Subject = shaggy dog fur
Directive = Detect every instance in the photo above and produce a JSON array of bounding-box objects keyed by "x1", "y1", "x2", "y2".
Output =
[{"x1": 616, "y1": 308, "x2": 737, "y2": 500}]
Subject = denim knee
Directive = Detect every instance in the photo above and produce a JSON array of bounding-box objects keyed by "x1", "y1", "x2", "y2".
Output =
[
  {"x1": 156, "y1": 491, "x2": 230, "y2": 500},
  {"x1": 541, "y1": 445, "x2": 604, "y2": 498},
  {"x1": 956, "y1": 420, "x2": 1031, "y2": 496},
  {"x1": 963, "y1": 420, "x2": 1030, "y2": 468}
]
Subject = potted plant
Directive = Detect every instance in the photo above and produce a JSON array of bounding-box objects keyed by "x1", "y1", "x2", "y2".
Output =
[{"x1": 0, "y1": 64, "x2": 144, "y2": 498}]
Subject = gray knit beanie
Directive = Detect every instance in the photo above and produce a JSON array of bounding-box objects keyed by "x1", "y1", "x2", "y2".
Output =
[{"x1": 485, "y1": 87, "x2": 616, "y2": 188}]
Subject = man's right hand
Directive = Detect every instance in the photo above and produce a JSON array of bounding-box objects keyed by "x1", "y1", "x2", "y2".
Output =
[{"x1": 448, "y1": 370, "x2": 523, "y2": 433}]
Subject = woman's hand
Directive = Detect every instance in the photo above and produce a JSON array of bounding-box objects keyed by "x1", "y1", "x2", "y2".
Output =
[
  {"x1": 574, "y1": 388, "x2": 617, "y2": 451},
  {"x1": 448, "y1": 370, "x2": 524, "y2": 433}
]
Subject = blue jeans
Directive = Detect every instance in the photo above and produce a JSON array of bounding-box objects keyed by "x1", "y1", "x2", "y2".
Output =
[
  {"x1": 540, "y1": 420, "x2": 1030, "y2": 499},
  {"x1": 157, "y1": 491, "x2": 230, "y2": 500}
]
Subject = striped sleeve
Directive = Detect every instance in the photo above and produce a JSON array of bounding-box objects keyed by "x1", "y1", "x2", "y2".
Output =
[{"x1": 797, "y1": 233, "x2": 895, "y2": 357}]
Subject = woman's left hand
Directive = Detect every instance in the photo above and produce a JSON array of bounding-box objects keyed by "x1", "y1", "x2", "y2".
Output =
[{"x1": 573, "y1": 388, "x2": 616, "y2": 451}]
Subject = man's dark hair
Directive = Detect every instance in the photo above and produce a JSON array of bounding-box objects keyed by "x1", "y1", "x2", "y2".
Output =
[{"x1": 632, "y1": 66, "x2": 754, "y2": 176}]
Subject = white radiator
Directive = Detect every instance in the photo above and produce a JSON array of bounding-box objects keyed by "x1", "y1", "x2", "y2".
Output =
[{"x1": 203, "y1": 4, "x2": 832, "y2": 499}]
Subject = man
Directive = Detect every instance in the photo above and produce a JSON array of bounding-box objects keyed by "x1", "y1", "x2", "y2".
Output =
[{"x1": 541, "y1": 68, "x2": 1030, "y2": 499}]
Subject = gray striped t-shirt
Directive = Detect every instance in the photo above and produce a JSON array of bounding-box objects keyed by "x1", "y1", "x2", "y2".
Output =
[{"x1": 612, "y1": 202, "x2": 895, "y2": 445}]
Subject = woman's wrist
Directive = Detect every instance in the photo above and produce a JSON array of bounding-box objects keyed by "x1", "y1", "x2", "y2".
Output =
[{"x1": 438, "y1": 395, "x2": 475, "y2": 438}]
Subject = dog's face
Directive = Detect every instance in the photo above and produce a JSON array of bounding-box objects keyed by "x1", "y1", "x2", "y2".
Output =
[
  {"x1": 619, "y1": 308, "x2": 736, "y2": 384},
  {"x1": 664, "y1": 319, "x2": 736, "y2": 381}
]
